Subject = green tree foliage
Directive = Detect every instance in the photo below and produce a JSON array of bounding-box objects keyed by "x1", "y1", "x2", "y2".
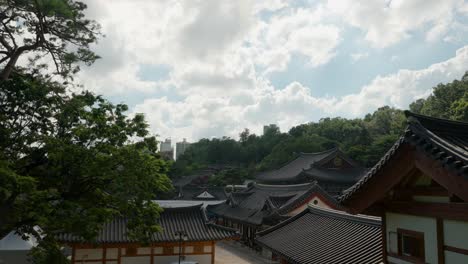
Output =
[
  {"x1": 208, "y1": 168, "x2": 250, "y2": 186},
  {"x1": 0, "y1": 0, "x2": 101, "y2": 80},
  {"x1": 0, "y1": 74, "x2": 172, "y2": 261},
  {"x1": 410, "y1": 72, "x2": 468, "y2": 121}
]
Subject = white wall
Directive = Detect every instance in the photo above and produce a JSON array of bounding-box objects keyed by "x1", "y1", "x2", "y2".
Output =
[
  {"x1": 386, "y1": 212, "x2": 438, "y2": 264},
  {"x1": 75, "y1": 248, "x2": 103, "y2": 260},
  {"x1": 154, "y1": 254, "x2": 211, "y2": 264},
  {"x1": 444, "y1": 219, "x2": 468, "y2": 264},
  {"x1": 121, "y1": 256, "x2": 150, "y2": 264}
]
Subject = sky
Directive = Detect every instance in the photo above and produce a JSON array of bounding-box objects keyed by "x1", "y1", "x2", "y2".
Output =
[{"x1": 76, "y1": 0, "x2": 468, "y2": 143}]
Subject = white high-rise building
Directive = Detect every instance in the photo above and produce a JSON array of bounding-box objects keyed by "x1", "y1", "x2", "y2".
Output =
[
  {"x1": 160, "y1": 138, "x2": 174, "y2": 160},
  {"x1": 160, "y1": 138, "x2": 172, "y2": 152},
  {"x1": 176, "y1": 138, "x2": 191, "y2": 159}
]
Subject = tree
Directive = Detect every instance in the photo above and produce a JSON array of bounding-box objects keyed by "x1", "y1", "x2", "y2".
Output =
[
  {"x1": 0, "y1": 74, "x2": 172, "y2": 260},
  {"x1": 451, "y1": 93, "x2": 468, "y2": 121},
  {"x1": 0, "y1": 0, "x2": 100, "y2": 80},
  {"x1": 412, "y1": 72, "x2": 468, "y2": 120}
]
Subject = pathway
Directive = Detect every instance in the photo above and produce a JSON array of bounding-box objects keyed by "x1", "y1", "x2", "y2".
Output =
[{"x1": 215, "y1": 241, "x2": 277, "y2": 264}]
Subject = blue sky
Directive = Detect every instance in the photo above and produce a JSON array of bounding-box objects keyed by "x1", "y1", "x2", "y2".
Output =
[{"x1": 79, "y1": 0, "x2": 468, "y2": 142}]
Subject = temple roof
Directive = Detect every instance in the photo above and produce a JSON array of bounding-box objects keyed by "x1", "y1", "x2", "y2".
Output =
[
  {"x1": 256, "y1": 148, "x2": 338, "y2": 183},
  {"x1": 175, "y1": 186, "x2": 228, "y2": 201},
  {"x1": 57, "y1": 205, "x2": 237, "y2": 243},
  {"x1": 255, "y1": 148, "x2": 366, "y2": 188},
  {"x1": 340, "y1": 111, "x2": 468, "y2": 203},
  {"x1": 256, "y1": 205, "x2": 382, "y2": 264},
  {"x1": 207, "y1": 182, "x2": 338, "y2": 225}
]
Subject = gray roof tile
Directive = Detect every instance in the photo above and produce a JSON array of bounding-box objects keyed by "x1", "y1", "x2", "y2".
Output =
[
  {"x1": 57, "y1": 205, "x2": 237, "y2": 243},
  {"x1": 256, "y1": 206, "x2": 382, "y2": 264}
]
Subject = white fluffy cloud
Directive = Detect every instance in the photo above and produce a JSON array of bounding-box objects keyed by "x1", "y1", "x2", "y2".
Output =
[
  {"x1": 133, "y1": 46, "x2": 468, "y2": 141},
  {"x1": 327, "y1": 0, "x2": 466, "y2": 48},
  {"x1": 71, "y1": 0, "x2": 468, "y2": 142}
]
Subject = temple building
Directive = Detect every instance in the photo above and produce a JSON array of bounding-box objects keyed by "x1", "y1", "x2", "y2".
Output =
[
  {"x1": 58, "y1": 205, "x2": 237, "y2": 264},
  {"x1": 256, "y1": 148, "x2": 367, "y2": 196},
  {"x1": 175, "y1": 186, "x2": 228, "y2": 201},
  {"x1": 207, "y1": 182, "x2": 339, "y2": 247},
  {"x1": 340, "y1": 112, "x2": 468, "y2": 264},
  {"x1": 256, "y1": 205, "x2": 382, "y2": 264}
]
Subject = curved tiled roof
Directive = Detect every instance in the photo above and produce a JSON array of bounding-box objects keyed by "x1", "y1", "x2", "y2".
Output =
[
  {"x1": 256, "y1": 148, "x2": 338, "y2": 183},
  {"x1": 57, "y1": 205, "x2": 237, "y2": 243},
  {"x1": 340, "y1": 111, "x2": 468, "y2": 202},
  {"x1": 256, "y1": 205, "x2": 382, "y2": 264},
  {"x1": 207, "y1": 182, "x2": 339, "y2": 225},
  {"x1": 302, "y1": 167, "x2": 366, "y2": 183}
]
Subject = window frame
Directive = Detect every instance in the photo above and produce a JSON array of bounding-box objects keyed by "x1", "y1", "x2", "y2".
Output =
[{"x1": 397, "y1": 228, "x2": 425, "y2": 263}]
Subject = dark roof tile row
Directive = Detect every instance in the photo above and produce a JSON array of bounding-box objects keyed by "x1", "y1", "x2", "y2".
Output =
[
  {"x1": 57, "y1": 205, "x2": 237, "y2": 243},
  {"x1": 256, "y1": 206, "x2": 382, "y2": 264}
]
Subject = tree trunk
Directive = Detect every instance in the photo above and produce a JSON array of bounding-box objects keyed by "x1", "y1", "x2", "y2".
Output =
[{"x1": 0, "y1": 52, "x2": 20, "y2": 80}]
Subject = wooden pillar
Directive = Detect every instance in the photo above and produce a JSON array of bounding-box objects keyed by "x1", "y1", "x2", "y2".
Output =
[
  {"x1": 150, "y1": 246, "x2": 154, "y2": 264},
  {"x1": 382, "y1": 213, "x2": 387, "y2": 264},
  {"x1": 437, "y1": 218, "x2": 445, "y2": 264},
  {"x1": 117, "y1": 247, "x2": 121, "y2": 264},
  {"x1": 211, "y1": 241, "x2": 216, "y2": 264},
  {"x1": 71, "y1": 247, "x2": 75, "y2": 264},
  {"x1": 102, "y1": 247, "x2": 106, "y2": 264}
]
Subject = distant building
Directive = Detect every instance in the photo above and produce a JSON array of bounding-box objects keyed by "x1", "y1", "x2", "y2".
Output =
[
  {"x1": 263, "y1": 124, "x2": 279, "y2": 135},
  {"x1": 256, "y1": 148, "x2": 368, "y2": 196},
  {"x1": 58, "y1": 205, "x2": 237, "y2": 264},
  {"x1": 0, "y1": 231, "x2": 38, "y2": 264},
  {"x1": 176, "y1": 138, "x2": 191, "y2": 159},
  {"x1": 207, "y1": 182, "x2": 340, "y2": 247},
  {"x1": 160, "y1": 138, "x2": 174, "y2": 160}
]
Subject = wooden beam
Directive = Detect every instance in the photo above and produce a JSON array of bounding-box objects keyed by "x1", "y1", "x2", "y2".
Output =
[
  {"x1": 444, "y1": 245, "x2": 468, "y2": 256},
  {"x1": 414, "y1": 151, "x2": 468, "y2": 202},
  {"x1": 386, "y1": 201, "x2": 468, "y2": 222},
  {"x1": 437, "y1": 218, "x2": 445, "y2": 264},
  {"x1": 394, "y1": 186, "x2": 449, "y2": 197},
  {"x1": 344, "y1": 144, "x2": 415, "y2": 214}
]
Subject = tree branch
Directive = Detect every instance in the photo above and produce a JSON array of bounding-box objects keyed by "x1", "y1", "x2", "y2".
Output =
[{"x1": 1, "y1": 20, "x2": 17, "y2": 49}]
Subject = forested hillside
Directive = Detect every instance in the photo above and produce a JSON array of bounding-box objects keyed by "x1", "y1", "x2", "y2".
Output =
[{"x1": 170, "y1": 73, "x2": 468, "y2": 185}]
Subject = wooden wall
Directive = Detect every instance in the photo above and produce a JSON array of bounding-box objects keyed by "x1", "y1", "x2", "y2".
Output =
[{"x1": 71, "y1": 241, "x2": 216, "y2": 264}]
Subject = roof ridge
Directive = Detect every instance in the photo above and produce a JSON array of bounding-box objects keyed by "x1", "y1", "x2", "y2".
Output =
[
  {"x1": 256, "y1": 207, "x2": 309, "y2": 236},
  {"x1": 161, "y1": 204, "x2": 203, "y2": 211},
  {"x1": 257, "y1": 148, "x2": 338, "y2": 177},
  {"x1": 298, "y1": 147, "x2": 338, "y2": 156},
  {"x1": 307, "y1": 205, "x2": 381, "y2": 226},
  {"x1": 405, "y1": 110, "x2": 468, "y2": 127},
  {"x1": 255, "y1": 182, "x2": 314, "y2": 188}
]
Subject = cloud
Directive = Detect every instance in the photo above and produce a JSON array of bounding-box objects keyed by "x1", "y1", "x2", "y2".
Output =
[
  {"x1": 335, "y1": 45, "x2": 468, "y2": 115},
  {"x1": 252, "y1": 7, "x2": 341, "y2": 72},
  {"x1": 350, "y1": 52, "x2": 369, "y2": 62},
  {"x1": 327, "y1": 0, "x2": 466, "y2": 48},
  {"x1": 132, "y1": 46, "x2": 468, "y2": 141},
  {"x1": 71, "y1": 1, "x2": 468, "y2": 142}
]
